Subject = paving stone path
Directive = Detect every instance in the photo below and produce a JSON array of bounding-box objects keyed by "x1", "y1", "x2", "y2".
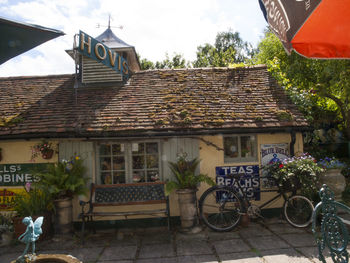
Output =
[{"x1": 0, "y1": 218, "x2": 338, "y2": 263}]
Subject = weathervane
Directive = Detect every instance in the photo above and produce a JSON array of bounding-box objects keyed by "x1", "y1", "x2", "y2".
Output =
[{"x1": 96, "y1": 14, "x2": 123, "y2": 30}]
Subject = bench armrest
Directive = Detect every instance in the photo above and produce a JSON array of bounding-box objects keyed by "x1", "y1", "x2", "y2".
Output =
[
  {"x1": 79, "y1": 200, "x2": 90, "y2": 206},
  {"x1": 80, "y1": 200, "x2": 92, "y2": 214}
]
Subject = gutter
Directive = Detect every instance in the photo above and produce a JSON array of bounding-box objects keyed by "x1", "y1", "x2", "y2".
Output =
[{"x1": 0, "y1": 126, "x2": 311, "y2": 141}]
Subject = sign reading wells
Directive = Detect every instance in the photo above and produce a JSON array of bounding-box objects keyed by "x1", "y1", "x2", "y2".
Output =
[
  {"x1": 0, "y1": 163, "x2": 50, "y2": 186},
  {"x1": 78, "y1": 30, "x2": 129, "y2": 80}
]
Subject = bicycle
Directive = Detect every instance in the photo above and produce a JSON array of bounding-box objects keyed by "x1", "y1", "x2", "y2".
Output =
[{"x1": 198, "y1": 173, "x2": 314, "y2": 232}]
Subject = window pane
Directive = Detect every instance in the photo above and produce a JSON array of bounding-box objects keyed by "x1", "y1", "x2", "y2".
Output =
[
  {"x1": 100, "y1": 144, "x2": 111, "y2": 155},
  {"x1": 113, "y1": 156, "x2": 125, "y2": 170},
  {"x1": 132, "y1": 143, "x2": 144, "y2": 153},
  {"x1": 101, "y1": 172, "x2": 112, "y2": 184},
  {"x1": 241, "y1": 136, "x2": 255, "y2": 158},
  {"x1": 148, "y1": 171, "x2": 160, "y2": 182},
  {"x1": 146, "y1": 142, "x2": 158, "y2": 154},
  {"x1": 132, "y1": 171, "x2": 145, "y2": 183},
  {"x1": 224, "y1": 137, "x2": 239, "y2": 158},
  {"x1": 133, "y1": 156, "x2": 145, "y2": 169},
  {"x1": 113, "y1": 172, "x2": 125, "y2": 184},
  {"x1": 146, "y1": 155, "x2": 158, "y2": 168},
  {"x1": 112, "y1": 144, "x2": 124, "y2": 155},
  {"x1": 100, "y1": 157, "x2": 111, "y2": 171}
]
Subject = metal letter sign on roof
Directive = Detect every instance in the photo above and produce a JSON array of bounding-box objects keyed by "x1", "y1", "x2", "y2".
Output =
[{"x1": 77, "y1": 30, "x2": 129, "y2": 80}]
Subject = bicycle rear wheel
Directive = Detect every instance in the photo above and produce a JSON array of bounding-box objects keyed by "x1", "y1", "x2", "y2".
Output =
[
  {"x1": 283, "y1": 195, "x2": 314, "y2": 228},
  {"x1": 199, "y1": 186, "x2": 244, "y2": 232}
]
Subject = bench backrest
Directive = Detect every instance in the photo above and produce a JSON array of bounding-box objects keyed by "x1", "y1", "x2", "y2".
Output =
[{"x1": 90, "y1": 182, "x2": 167, "y2": 206}]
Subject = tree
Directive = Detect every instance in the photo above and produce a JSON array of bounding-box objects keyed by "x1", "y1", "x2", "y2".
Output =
[
  {"x1": 139, "y1": 53, "x2": 189, "y2": 70},
  {"x1": 140, "y1": 58, "x2": 155, "y2": 70},
  {"x1": 193, "y1": 30, "x2": 256, "y2": 67},
  {"x1": 155, "y1": 53, "x2": 188, "y2": 69},
  {"x1": 255, "y1": 30, "x2": 350, "y2": 140}
]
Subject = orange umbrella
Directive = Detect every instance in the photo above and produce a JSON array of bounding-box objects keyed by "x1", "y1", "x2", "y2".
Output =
[{"x1": 259, "y1": 0, "x2": 350, "y2": 59}]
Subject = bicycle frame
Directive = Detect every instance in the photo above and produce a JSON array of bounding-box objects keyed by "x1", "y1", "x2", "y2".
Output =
[
  {"x1": 228, "y1": 173, "x2": 291, "y2": 212},
  {"x1": 199, "y1": 173, "x2": 314, "y2": 231}
]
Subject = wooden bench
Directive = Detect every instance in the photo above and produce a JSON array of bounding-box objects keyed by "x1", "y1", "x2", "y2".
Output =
[
  {"x1": 312, "y1": 184, "x2": 350, "y2": 263},
  {"x1": 79, "y1": 182, "x2": 170, "y2": 242}
]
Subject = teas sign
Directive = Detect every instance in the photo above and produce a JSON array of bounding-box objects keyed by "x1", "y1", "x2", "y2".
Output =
[
  {"x1": 0, "y1": 163, "x2": 50, "y2": 186},
  {"x1": 216, "y1": 165, "x2": 260, "y2": 201},
  {"x1": 0, "y1": 188, "x2": 26, "y2": 210}
]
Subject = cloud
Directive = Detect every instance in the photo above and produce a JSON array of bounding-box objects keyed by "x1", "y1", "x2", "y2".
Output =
[{"x1": 0, "y1": 0, "x2": 267, "y2": 76}]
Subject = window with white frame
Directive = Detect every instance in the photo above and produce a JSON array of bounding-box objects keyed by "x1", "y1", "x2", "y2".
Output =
[
  {"x1": 223, "y1": 135, "x2": 257, "y2": 162},
  {"x1": 98, "y1": 141, "x2": 160, "y2": 184},
  {"x1": 99, "y1": 143, "x2": 126, "y2": 184},
  {"x1": 131, "y1": 142, "x2": 159, "y2": 183}
]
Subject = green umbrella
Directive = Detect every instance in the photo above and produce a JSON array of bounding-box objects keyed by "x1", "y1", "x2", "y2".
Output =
[{"x1": 0, "y1": 16, "x2": 64, "y2": 65}]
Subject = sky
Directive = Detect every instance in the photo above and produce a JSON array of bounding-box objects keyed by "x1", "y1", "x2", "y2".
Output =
[{"x1": 0, "y1": 0, "x2": 268, "y2": 77}]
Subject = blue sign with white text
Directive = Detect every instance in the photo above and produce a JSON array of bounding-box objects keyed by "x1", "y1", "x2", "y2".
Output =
[{"x1": 216, "y1": 165, "x2": 260, "y2": 201}]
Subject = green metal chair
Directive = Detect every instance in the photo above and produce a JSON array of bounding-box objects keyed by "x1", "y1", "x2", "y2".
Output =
[{"x1": 312, "y1": 184, "x2": 350, "y2": 263}]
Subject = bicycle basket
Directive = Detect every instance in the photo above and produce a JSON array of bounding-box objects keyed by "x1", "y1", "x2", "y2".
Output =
[{"x1": 279, "y1": 176, "x2": 302, "y2": 192}]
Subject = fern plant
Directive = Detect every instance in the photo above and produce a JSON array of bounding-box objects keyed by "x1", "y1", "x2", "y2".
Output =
[
  {"x1": 35, "y1": 156, "x2": 89, "y2": 200},
  {"x1": 165, "y1": 153, "x2": 214, "y2": 195}
]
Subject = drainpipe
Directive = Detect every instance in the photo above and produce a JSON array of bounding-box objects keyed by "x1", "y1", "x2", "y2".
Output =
[{"x1": 290, "y1": 130, "x2": 296, "y2": 156}]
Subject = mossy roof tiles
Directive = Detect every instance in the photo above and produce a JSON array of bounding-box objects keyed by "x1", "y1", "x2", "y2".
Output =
[{"x1": 0, "y1": 66, "x2": 308, "y2": 139}]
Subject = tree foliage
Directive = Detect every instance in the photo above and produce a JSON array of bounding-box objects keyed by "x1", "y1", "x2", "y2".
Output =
[
  {"x1": 193, "y1": 30, "x2": 256, "y2": 67},
  {"x1": 139, "y1": 30, "x2": 255, "y2": 70},
  {"x1": 255, "y1": 30, "x2": 350, "y2": 140},
  {"x1": 140, "y1": 57, "x2": 155, "y2": 70},
  {"x1": 139, "y1": 53, "x2": 189, "y2": 70},
  {"x1": 155, "y1": 53, "x2": 188, "y2": 69}
]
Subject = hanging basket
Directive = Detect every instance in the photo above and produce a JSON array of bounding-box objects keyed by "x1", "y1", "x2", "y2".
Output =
[{"x1": 41, "y1": 149, "x2": 54, "y2": 159}]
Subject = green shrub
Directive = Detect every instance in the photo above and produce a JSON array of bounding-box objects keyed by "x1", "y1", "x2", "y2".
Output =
[
  {"x1": 165, "y1": 153, "x2": 215, "y2": 195},
  {"x1": 35, "y1": 156, "x2": 89, "y2": 200}
]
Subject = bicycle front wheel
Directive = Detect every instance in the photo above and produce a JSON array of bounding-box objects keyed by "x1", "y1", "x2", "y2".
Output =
[
  {"x1": 283, "y1": 195, "x2": 314, "y2": 228},
  {"x1": 199, "y1": 186, "x2": 244, "y2": 232}
]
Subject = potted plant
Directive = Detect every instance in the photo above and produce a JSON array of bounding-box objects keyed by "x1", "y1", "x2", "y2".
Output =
[
  {"x1": 12, "y1": 182, "x2": 54, "y2": 240},
  {"x1": 31, "y1": 140, "x2": 55, "y2": 161},
  {"x1": 35, "y1": 156, "x2": 89, "y2": 234},
  {"x1": 263, "y1": 153, "x2": 324, "y2": 200},
  {"x1": 165, "y1": 153, "x2": 214, "y2": 230},
  {"x1": 318, "y1": 156, "x2": 346, "y2": 200}
]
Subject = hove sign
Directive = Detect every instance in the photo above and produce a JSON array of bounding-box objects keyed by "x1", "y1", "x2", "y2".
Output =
[{"x1": 78, "y1": 30, "x2": 130, "y2": 80}]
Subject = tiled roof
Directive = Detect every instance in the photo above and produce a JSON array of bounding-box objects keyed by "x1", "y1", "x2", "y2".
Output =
[{"x1": 0, "y1": 66, "x2": 308, "y2": 139}]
